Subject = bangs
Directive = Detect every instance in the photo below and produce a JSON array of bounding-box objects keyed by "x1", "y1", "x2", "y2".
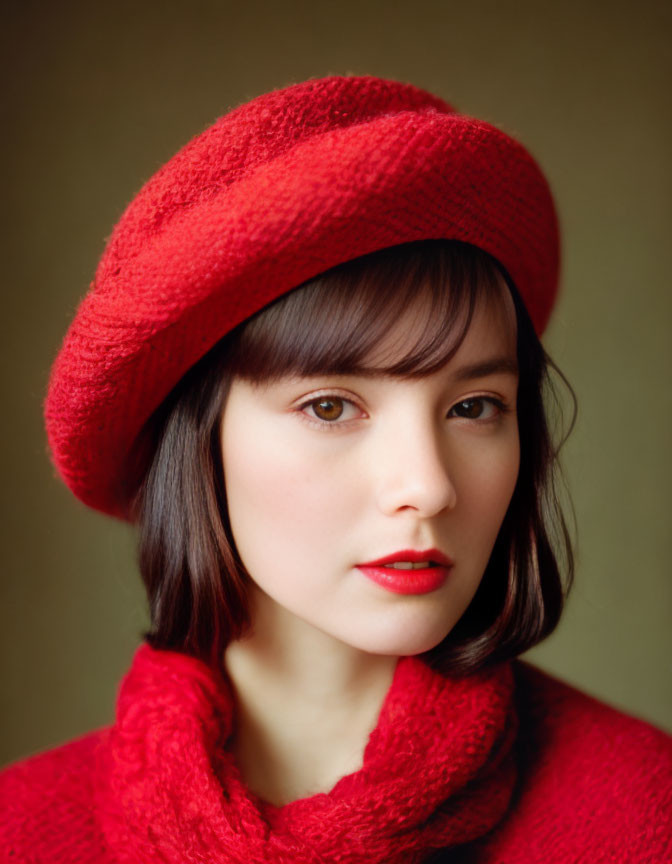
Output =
[{"x1": 225, "y1": 240, "x2": 508, "y2": 381}]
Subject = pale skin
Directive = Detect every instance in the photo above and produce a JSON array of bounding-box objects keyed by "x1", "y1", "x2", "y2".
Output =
[{"x1": 220, "y1": 281, "x2": 520, "y2": 806}]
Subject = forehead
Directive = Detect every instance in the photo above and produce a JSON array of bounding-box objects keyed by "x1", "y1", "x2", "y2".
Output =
[
  {"x1": 362, "y1": 275, "x2": 518, "y2": 372},
  {"x1": 225, "y1": 242, "x2": 520, "y2": 383}
]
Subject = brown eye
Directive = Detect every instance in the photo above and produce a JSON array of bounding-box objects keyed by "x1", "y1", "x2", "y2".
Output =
[
  {"x1": 312, "y1": 398, "x2": 345, "y2": 421},
  {"x1": 449, "y1": 398, "x2": 502, "y2": 420},
  {"x1": 454, "y1": 399, "x2": 484, "y2": 419}
]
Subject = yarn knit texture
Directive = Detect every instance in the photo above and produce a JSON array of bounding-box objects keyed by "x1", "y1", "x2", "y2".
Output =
[
  {"x1": 1, "y1": 645, "x2": 670, "y2": 863},
  {"x1": 44, "y1": 74, "x2": 559, "y2": 519}
]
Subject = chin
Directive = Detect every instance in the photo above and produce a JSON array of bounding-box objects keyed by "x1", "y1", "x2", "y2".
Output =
[{"x1": 343, "y1": 621, "x2": 453, "y2": 658}]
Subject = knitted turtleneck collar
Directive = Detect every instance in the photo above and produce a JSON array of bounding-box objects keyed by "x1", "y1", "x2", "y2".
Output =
[{"x1": 95, "y1": 644, "x2": 517, "y2": 864}]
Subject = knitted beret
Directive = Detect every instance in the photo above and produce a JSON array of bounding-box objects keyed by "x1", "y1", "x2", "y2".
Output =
[{"x1": 45, "y1": 74, "x2": 560, "y2": 519}]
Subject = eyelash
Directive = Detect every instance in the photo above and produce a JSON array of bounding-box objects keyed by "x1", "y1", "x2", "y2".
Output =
[
  {"x1": 448, "y1": 397, "x2": 509, "y2": 421},
  {"x1": 298, "y1": 394, "x2": 364, "y2": 429},
  {"x1": 297, "y1": 393, "x2": 511, "y2": 428}
]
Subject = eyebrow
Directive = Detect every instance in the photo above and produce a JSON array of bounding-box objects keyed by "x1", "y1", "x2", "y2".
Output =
[
  {"x1": 289, "y1": 355, "x2": 520, "y2": 384},
  {"x1": 451, "y1": 356, "x2": 519, "y2": 381}
]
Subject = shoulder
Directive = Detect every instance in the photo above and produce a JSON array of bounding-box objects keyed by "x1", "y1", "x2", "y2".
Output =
[
  {"x1": 0, "y1": 729, "x2": 110, "y2": 862},
  {"x1": 513, "y1": 660, "x2": 672, "y2": 779},
  {"x1": 476, "y1": 661, "x2": 672, "y2": 862}
]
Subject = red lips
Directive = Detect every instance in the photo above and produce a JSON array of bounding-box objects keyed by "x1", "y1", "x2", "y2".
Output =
[
  {"x1": 356, "y1": 548, "x2": 453, "y2": 595},
  {"x1": 358, "y1": 548, "x2": 454, "y2": 568}
]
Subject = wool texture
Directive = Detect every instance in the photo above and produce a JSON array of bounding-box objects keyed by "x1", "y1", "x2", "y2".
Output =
[
  {"x1": 43, "y1": 74, "x2": 559, "y2": 519},
  {"x1": 1, "y1": 646, "x2": 671, "y2": 863}
]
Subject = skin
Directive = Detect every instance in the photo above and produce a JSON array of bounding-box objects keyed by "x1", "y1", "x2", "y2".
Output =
[{"x1": 220, "y1": 282, "x2": 520, "y2": 805}]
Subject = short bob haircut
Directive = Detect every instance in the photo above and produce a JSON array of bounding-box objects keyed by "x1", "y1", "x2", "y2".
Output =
[{"x1": 133, "y1": 239, "x2": 574, "y2": 674}]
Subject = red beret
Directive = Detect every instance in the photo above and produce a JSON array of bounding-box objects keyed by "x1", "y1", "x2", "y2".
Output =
[{"x1": 44, "y1": 75, "x2": 560, "y2": 519}]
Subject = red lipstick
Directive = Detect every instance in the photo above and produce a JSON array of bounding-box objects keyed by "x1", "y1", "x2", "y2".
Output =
[{"x1": 356, "y1": 548, "x2": 453, "y2": 595}]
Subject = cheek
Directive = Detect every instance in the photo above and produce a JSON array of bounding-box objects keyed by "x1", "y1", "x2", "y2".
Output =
[
  {"x1": 456, "y1": 431, "x2": 520, "y2": 547},
  {"x1": 483, "y1": 444, "x2": 520, "y2": 514},
  {"x1": 223, "y1": 425, "x2": 296, "y2": 549},
  {"x1": 221, "y1": 419, "x2": 361, "y2": 565}
]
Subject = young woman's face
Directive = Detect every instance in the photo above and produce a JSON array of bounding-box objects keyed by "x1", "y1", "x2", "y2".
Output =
[{"x1": 220, "y1": 285, "x2": 520, "y2": 656}]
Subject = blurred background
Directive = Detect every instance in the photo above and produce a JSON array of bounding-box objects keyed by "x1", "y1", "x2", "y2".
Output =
[{"x1": 1, "y1": 0, "x2": 670, "y2": 766}]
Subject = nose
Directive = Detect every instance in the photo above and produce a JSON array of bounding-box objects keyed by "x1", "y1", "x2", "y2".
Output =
[{"x1": 374, "y1": 418, "x2": 457, "y2": 518}]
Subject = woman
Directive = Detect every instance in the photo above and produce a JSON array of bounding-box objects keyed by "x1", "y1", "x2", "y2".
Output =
[{"x1": 1, "y1": 75, "x2": 670, "y2": 862}]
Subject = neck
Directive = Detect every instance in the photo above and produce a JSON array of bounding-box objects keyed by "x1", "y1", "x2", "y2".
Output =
[{"x1": 223, "y1": 586, "x2": 398, "y2": 805}]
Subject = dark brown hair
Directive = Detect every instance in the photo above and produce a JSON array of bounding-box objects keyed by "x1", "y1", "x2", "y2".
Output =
[{"x1": 133, "y1": 240, "x2": 575, "y2": 673}]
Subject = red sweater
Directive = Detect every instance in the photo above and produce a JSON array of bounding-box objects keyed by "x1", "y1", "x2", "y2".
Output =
[{"x1": 1, "y1": 650, "x2": 670, "y2": 863}]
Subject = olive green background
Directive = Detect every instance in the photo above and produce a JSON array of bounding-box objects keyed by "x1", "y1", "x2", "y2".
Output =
[{"x1": 1, "y1": 0, "x2": 670, "y2": 766}]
